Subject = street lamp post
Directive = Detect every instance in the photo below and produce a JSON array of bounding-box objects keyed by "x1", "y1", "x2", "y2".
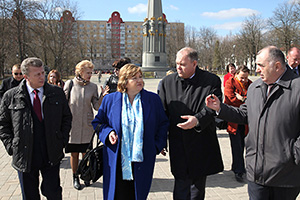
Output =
[{"x1": 232, "y1": 45, "x2": 236, "y2": 65}]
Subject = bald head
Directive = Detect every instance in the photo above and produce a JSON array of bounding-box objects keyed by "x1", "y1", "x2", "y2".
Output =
[{"x1": 287, "y1": 47, "x2": 300, "y2": 69}]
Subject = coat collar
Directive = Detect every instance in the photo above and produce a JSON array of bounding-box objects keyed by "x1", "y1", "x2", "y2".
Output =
[
  {"x1": 255, "y1": 66, "x2": 295, "y2": 102},
  {"x1": 176, "y1": 67, "x2": 202, "y2": 84},
  {"x1": 14, "y1": 79, "x2": 56, "y2": 102},
  {"x1": 110, "y1": 89, "x2": 150, "y2": 135},
  {"x1": 255, "y1": 66, "x2": 294, "y2": 90}
]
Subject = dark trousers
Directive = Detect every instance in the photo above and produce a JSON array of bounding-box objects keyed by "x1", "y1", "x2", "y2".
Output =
[
  {"x1": 173, "y1": 176, "x2": 206, "y2": 200},
  {"x1": 229, "y1": 125, "x2": 246, "y2": 174},
  {"x1": 248, "y1": 181, "x2": 300, "y2": 200},
  {"x1": 114, "y1": 150, "x2": 135, "y2": 200},
  {"x1": 18, "y1": 163, "x2": 62, "y2": 200}
]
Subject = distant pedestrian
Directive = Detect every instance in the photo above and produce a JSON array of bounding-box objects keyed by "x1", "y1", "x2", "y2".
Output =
[
  {"x1": 0, "y1": 57, "x2": 72, "y2": 199},
  {"x1": 98, "y1": 71, "x2": 102, "y2": 83},
  {"x1": 103, "y1": 57, "x2": 131, "y2": 94},
  {"x1": 0, "y1": 64, "x2": 23, "y2": 101}
]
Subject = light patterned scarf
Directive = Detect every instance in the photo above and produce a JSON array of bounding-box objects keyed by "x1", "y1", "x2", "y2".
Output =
[{"x1": 121, "y1": 92, "x2": 144, "y2": 180}]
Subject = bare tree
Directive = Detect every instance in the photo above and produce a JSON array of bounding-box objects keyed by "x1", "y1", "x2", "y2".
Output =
[
  {"x1": 268, "y1": 1, "x2": 300, "y2": 54},
  {"x1": 0, "y1": 0, "x2": 12, "y2": 77},
  {"x1": 197, "y1": 26, "x2": 217, "y2": 70},
  {"x1": 33, "y1": 0, "x2": 80, "y2": 74},
  {"x1": 166, "y1": 22, "x2": 185, "y2": 68},
  {"x1": 219, "y1": 35, "x2": 236, "y2": 73},
  {"x1": 1, "y1": 0, "x2": 40, "y2": 64},
  {"x1": 184, "y1": 25, "x2": 197, "y2": 49},
  {"x1": 239, "y1": 14, "x2": 263, "y2": 72}
]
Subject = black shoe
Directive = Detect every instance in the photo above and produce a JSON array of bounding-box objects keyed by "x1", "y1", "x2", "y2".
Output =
[
  {"x1": 235, "y1": 173, "x2": 244, "y2": 183},
  {"x1": 73, "y1": 174, "x2": 82, "y2": 190},
  {"x1": 84, "y1": 181, "x2": 91, "y2": 187}
]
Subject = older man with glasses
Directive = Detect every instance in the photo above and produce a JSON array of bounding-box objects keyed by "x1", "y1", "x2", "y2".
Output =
[{"x1": 0, "y1": 63, "x2": 23, "y2": 101}]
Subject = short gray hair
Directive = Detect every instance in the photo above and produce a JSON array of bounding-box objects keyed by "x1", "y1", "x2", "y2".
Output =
[
  {"x1": 21, "y1": 57, "x2": 44, "y2": 75},
  {"x1": 177, "y1": 47, "x2": 198, "y2": 62}
]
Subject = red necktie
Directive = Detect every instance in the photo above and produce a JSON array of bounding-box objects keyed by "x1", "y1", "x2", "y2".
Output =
[{"x1": 33, "y1": 89, "x2": 42, "y2": 121}]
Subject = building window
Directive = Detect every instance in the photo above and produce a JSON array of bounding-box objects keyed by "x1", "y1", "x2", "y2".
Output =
[{"x1": 155, "y1": 56, "x2": 160, "y2": 62}]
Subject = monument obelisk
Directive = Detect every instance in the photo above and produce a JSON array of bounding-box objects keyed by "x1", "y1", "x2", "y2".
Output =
[{"x1": 142, "y1": 0, "x2": 167, "y2": 72}]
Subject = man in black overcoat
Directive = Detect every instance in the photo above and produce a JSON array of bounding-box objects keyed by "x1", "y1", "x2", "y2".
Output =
[
  {"x1": 0, "y1": 57, "x2": 72, "y2": 199},
  {"x1": 159, "y1": 47, "x2": 223, "y2": 199}
]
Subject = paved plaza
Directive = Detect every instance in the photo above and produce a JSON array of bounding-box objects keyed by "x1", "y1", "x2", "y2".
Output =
[{"x1": 0, "y1": 73, "x2": 298, "y2": 199}]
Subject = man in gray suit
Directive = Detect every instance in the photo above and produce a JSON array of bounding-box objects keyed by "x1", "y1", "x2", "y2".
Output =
[{"x1": 206, "y1": 46, "x2": 300, "y2": 199}]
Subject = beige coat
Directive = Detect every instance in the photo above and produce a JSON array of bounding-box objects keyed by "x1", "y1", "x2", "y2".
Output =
[{"x1": 64, "y1": 78, "x2": 102, "y2": 144}]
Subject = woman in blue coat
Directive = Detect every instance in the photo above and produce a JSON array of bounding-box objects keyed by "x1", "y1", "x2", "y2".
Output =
[{"x1": 92, "y1": 64, "x2": 169, "y2": 200}]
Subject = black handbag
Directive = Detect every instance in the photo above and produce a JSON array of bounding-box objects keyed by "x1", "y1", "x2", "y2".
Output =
[{"x1": 76, "y1": 124, "x2": 103, "y2": 183}]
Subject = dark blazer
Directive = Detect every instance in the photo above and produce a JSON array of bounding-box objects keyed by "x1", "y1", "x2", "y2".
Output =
[
  {"x1": 92, "y1": 89, "x2": 169, "y2": 200},
  {"x1": 287, "y1": 64, "x2": 300, "y2": 76},
  {"x1": 159, "y1": 67, "x2": 224, "y2": 180},
  {"x1": 0, "y1": 76, "x2": 22, "y2": 101},
  {"x1": 219, "y1": 67, "x2": 300, "y2": 187},
  {"x1": 0, "y1": 80, "x2": 72, "y2": 172}
]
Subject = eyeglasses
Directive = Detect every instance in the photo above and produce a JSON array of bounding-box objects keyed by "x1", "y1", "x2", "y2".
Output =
[{"x1": 14, "y1": 73, "x2": 22, "y2": 75}]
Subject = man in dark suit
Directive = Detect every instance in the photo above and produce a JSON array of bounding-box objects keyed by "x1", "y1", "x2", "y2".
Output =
[
  {"x1": 206, "y1": 46, "x2": 300, "y2": 199},
  {"x1": 159, "y1": 47, "x2": 223, "y2": 199},
  {"x1": 0, "y1": 57, "x2": 72, "y2": 199},
  {"x1": 0, "y1": 64, "x2": 23, "y2": 101},
  {"x1": 286, "y1": 47, "x2": 300, "y2": 76}
]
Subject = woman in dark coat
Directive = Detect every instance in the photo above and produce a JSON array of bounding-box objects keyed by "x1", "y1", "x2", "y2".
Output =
[{"x1": 92, "y1": 64, "x2": 169, "y2": 200}]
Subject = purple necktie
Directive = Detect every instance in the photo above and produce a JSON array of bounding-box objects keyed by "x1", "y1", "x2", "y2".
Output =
[{"x1": 33, "y1": 89, "x2": 42, "y2": 121}]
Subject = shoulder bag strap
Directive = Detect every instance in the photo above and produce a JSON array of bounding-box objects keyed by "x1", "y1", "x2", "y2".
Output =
[
  {"x1": 86, "y1": 123, "x2": 101, "y2": 151},
  {"x1": 67, "y1": 80, "x2": 73, "y2": 102}
]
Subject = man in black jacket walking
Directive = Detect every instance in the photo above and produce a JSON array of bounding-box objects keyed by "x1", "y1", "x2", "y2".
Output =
[
  {"x1": 0, "y1": 64, "x2": 23, "y2": 101},
  {"x1": 159, "y1": 47, "x2": 223, "y2": 199},
  {"x1": 0, "y1": 57, "x2": 72, "y2": 200}
]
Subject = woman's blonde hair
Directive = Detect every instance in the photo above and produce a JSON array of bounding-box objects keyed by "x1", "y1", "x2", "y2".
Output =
[
  {"x1": 75, "y1": 60, "x2": 94, "y2": 77},
  {"x1": 117, "y1": 64, "x2": 143, "y2": 93}
]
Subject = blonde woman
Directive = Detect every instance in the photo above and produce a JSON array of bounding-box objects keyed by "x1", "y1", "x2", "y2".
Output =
[{"x1": 63, "y1": 60, "x2": 103, "y2": 190}]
